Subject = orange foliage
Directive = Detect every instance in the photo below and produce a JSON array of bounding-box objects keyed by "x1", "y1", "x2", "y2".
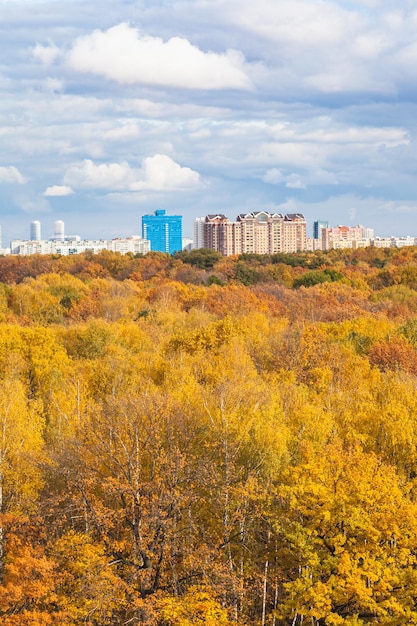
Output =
[
  {"x1": 368, "y1": 335, "x2": 417, "y2": 375},
  {"x1": 0, "y1": 515, "x2": 67, "y2": 625}
]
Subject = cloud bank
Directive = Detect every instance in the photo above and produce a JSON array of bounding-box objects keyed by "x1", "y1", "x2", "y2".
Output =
[{"x1": 4, "y1": 0, "x2": 417, "y2": 239}]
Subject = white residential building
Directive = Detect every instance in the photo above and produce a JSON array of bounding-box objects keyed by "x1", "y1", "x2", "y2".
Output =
[
  {"x1": 11, "y1": 236, "x2": 150, "y2": 256},
  {"x1": 30, "y1": 221, "x2": 41, "y2": 241},
  {"x1": 393, "y1": 236, "x2": 417, "y2": 248},
  {"x1": 107, "y1": 236, "x2": 150, "y2": 255},
  {"x1": 193, "y1": 217, "x2": 205, "y2": 249}
]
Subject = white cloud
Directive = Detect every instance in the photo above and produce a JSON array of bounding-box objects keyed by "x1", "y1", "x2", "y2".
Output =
[
  {"x1": 377, "y1": 201, "x2": 417, "y2": 215},
  {"x1": 207, "y1": 0, "x2": 417, "y2": 96},
  {"x1": 66, "y1": 23, "x2": 252, "y2": 90},
  {"x1": 229, "y1": 0, "x2": 353, "y2": 47},
  {"x1": 285, "y1": 175, "x2": 306, "y2": 189},
  {"x1": 63, "y1": 155, "x2": 202, "y2": 192},
  {"x1": 13, "y1": 192, "x2": 50, "y2": 215},
  {"x1": 354, "y1": 34, "x2": 387, "y2": 60},
  {"x1": 64, "y1": 160, "x2": 134, "y2": 190},
  {"x1": 43, "y1": 185, "x2": 74, "y2": 197},
  {"x1": 263, "y1": 167, "x2": 338, "y2": 187},
  {"x1": 308, "y1": 168, "x2": 339, "y2": 185},
  {"x1": 43, "y1": 78, "x2": 65, "y2": 93},
  {"x1": 130, "y1": 154, "x2": 202, "y2": 191},
  {"x1": 33, "y1": 42, "x2": 61, "y2": 65},
  {"x1": 263, "y1": 168, "x2": 285, "y2": 184},
  {"x1": 250, "y1": 120, "x2": 408, "y2": 177},
  {"x1": 103, "y1": 123, "x2": 141, "y2": 142},
  {"x1": 0, "y1": 166, "x2": 27, "y2": 184},
  {"x1": 257, "y1": 142, "x2": 326, "y2": 169},
  {"x1": 122, "y1": 98, "x2": 228, "y2": 120},
  {"x1": 269, "y1": 123, "x2": 408, "y2": 147}
]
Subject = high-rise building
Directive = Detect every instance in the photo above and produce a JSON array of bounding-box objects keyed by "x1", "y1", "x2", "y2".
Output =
[
  {"x1": 362, "y1": 227, "x2": 374, "y2": 240},
  {"x1": 30, "y1": 220, "x2": 41, "y2": 241},
  {"x1": 313, "y1": 220, "x2": 329, "y2": 239},
  {"x1": 321, "y1": 225, "x2": 364, "y2": 250},
  {"x1": 203, "y1": 214, "x2": 234, "y2": 256},
  {"x1": 202, "y1": 212, "x2": 307, "y2": 256},
  {"x1": 142, "y1": 209, "x2": 182, "y2": 254},
  {"x1": 54, "y1": 220, "x2": 65, "y2": 241},
  {"x1": 193, "y1": 217, "x2": 205, "y2": 249},
  {"x1": 282, "y1": 213, "x2": 307, "y2": 252}
]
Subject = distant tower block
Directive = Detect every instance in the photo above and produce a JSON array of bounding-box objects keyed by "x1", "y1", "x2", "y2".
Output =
[
  {"x1": 30, "y1": 220, "x2": 41, "y2": 241},
  {"x1": 54, "y1": 220, "x2": 65, "y2": 241}
]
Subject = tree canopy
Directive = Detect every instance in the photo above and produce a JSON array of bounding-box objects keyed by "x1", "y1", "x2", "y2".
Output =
[{"x1": 1, "y1": 247, "x2": 417, "y2": 624}]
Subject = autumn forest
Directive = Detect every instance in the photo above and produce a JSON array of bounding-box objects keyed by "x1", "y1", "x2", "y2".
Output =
[{"x1": 3, "y1": 246, "x2": 417, "y2": 625}]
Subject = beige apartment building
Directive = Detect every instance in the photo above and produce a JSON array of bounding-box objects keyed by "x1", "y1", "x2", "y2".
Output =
[
  {"x1": 202, "y1": 211, "x2": 306, "y2": 256},
  {"x1": 321, "y1": 225, "x2": 364, "y2": 250}
]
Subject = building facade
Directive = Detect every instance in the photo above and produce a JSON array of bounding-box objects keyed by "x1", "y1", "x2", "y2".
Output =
[
  {"x1": 107, "y1": 236, "x2": 150, "y2": 255},
  {"x1": 321, "y1": 225, "x2": 366, "y2": 250},
  {"x1": 203, "y1": 214, "x2": 237, "y2": 256},
  {"x1": 30, "y1": 220, "x2": 41, "y2": 241},
  {"x1": 193, "y1": 217, "x2": 205, "y2": 250},
  {"x1": 142, "y1": 209, "x2": 182, "y2": 254},
  {"x1": 313, "y1": 220, "x2": 329, "y2": 240},
  {"x1": 200, "y1": 211, "x2": 307, "y2": 256},
  {"x1": 10, "y1": 236, "x2": 150, "y2": 256},
  {"x1": 54, "y1": 220, "x2": 65, "y2": 241}
]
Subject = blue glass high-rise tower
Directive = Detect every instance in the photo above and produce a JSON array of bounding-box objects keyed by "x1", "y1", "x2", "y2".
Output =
[
  {"x1": 142, "y1": 209, "x2": 182, "y2": 254},
  {"x1": 313, "y1": 220, "x2": 329, "y2": 239}
]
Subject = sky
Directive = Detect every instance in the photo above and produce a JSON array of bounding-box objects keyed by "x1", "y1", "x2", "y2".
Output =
[{"x1": 2, "y1": 0, "x2": 417, "y2": 241}]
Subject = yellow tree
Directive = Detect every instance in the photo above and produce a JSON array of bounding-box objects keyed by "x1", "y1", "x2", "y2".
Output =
[
  {"x1": 0, "y1": 380, "x2": 49, "y2": 623},
  {"x1": 273, "y1": 442, "x2": 417, "y2": 625},
  {"x1": 0, "y1": 378, "x2": 44, "y2": 565},
  {"x1": 51, "y1": 530, "x2": 127, "y2": 624},
  {"x1": 51, "y1": 383, "x2": 206, "y2": 623},
  {"x1": 157, "y1": 585, "x2": 233, "y2": 625}
]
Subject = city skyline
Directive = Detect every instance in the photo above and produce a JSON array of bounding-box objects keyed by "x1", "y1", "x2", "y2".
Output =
[
  {"x1": 2, "y1": 1, "x2": 417, "y2": 240},
  {"x1": 3, "y1": 213, "x2": 381, "y2": 246},
  {"x1": 4, "y1": 211, "x2": 416, "y2": 247},
  {"x1": 7, "y1": 213, "x2": 416, "y2": 257}
]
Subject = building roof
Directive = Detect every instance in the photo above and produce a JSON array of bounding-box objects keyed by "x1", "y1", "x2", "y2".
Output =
[
  {"x1": 237, "y1": 211, "x2": 284, "y2": 221},
  {"x1": 284, "y1": 213, "x2": 306, "y2": 221},
  {"x1": 206, "y1": 214, "x2": 229, "y2": 221}
]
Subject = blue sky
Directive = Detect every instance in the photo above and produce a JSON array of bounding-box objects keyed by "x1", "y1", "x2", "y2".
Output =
[{"x1": 1, "y1": 0, "x2": 417, "y2": 241}]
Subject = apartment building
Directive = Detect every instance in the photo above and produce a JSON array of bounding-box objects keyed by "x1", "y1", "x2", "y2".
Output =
[
  {"x1": 201, "y1": 211, "x2": 306, "y2": 256},
  {"x1": 10, "y1": 236, "x2": 150, "y2": 256},
  {"x1": 321, "y1": 225, "x2": 365, "y2": 250}
]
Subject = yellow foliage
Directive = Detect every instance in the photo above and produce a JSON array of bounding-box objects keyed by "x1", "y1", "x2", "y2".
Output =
[
  {"x1": 51, "y1": 531, "x2": 126, "y2": 623},
  {"x1": 157, "y1": 586, "x2": 232, "y2": 625},
  {"x1": 2, "y1": 257, "x2": 417, "y2": 624},
  {"x1": 0, "y1": 379, "x2": 45, "y2": 512}
]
